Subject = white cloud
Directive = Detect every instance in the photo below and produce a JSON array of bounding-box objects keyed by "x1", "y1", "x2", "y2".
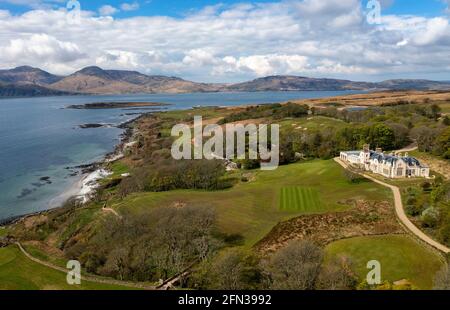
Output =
[
  {"x1": 96, "y1": 50, "x2": 139, "y2": 68},
  {"x1": 413, "y1": 17, "x2": 449, "y2": 45},
  {"x1": 121, "y1": 2, "x2": 140, "y2": 12},
  {"x1": 0, "y1": 2, "x2": 449, "y2": 81},
  {"x1": 443, "y1": 0, "x2": 450, "y2": 13},
  {"x1": 0, "y1": 34, "x2": 84, "y2": 63},
  {"x1": 183, "y1": 49, "x2": 218, "y2": 67},
  {"x1": 214, "y1": 54, "x2": 309, "y2": 77},
  {"x1": 0, "y1": 10, "x2": 11, "y2": 18},
  {"x1": 99, "y1": 5, "x2": 119, "y2": 16}
]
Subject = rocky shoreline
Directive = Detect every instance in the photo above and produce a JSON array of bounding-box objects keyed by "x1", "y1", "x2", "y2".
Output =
[{"x1": 0, "y1": 112, "x2": 151, "y2": 228}]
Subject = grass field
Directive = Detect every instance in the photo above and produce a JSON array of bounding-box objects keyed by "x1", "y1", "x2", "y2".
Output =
[
  {"x1": 0, "y1": 246, "x2": 136, "y2": 290},
  {"x1": 278, "y1": 116, "x2": 347, "y2": 132},
  {"x1": 280, "y1": 187, "x2": 321, "y2": 211},
  {"x1": 0, "y1": 227, "x2": 8, "y2": 237},
  {"x1": 111, "y1": 160, "x2": 392, "y2": 246},
  {"x1": 439, "y1": 102, "x2": 450, "y2": 114},
  {"x1": 325, "y1": 235, "x2": 444, "y2": 289}
]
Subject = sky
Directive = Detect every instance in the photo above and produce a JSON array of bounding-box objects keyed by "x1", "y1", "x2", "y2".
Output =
[{"x1": 0, "y1": 0, "x2": 449, "y2": 82}]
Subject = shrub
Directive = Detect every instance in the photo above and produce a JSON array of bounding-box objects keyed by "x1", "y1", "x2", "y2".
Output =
[
  {"x1": 263, "y1": 240, "x2": 323, "y2": 290},
  {"x1": 406, "y1": 203, "x2": 423, "y2": 217},
  {"x1": 421, "y1": 182, "x2": 432, "y2": 192},
  {"x1": 344, "y1": 169, "x2": 364, "y2": 184},
  {"x1": 421, "y1": 207, "x2": 440, "y2": 228}
]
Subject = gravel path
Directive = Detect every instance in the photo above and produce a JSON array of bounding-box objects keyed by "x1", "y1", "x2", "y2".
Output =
[{"x1": 334, "y1": 158, "x2": 450, "y2": 254}]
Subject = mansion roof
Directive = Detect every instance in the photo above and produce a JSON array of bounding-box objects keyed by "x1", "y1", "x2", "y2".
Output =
[{"x1": 342, "y1": 149, "x2": 427, "y2": 168}]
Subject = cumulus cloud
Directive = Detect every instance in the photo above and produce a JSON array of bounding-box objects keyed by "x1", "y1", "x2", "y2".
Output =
[
  {"x1": 121, "y1": 2, "x2": 140, "y2": 11},
  {"x1": 0, "y1": 34, "x2": 84, "y2": 63},
  {"x1": 413, "y1": 17, "x2": 449, "y2": 46},
  {"x1": 99, "y1": 5, "x2": 119, "y2": 16},
  {"x1": 214, "y1": 54, "x2": 309, "y2": 77},
  {"x1": 0, "y1": 1, "x2": 448, "y2": 81},
  {"x1": 443, "y1": 0, "x2": 450, "y2": 14}
]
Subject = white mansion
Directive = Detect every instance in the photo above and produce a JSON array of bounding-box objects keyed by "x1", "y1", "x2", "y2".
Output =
[{"x1": 340, "y1": 145, "x2": 430, "y2": 179}]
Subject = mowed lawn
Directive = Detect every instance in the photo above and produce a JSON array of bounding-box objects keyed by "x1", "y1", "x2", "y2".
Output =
[
  {"x1": 278, "y1": 116, "x2": 347, "y2": 132},
  {"x1": 112, "y1": 160, "x2": 392, "y2": 246},
  {"x1": 280, "y1": 187, "x2": 321, "y2": 211},
  {"x1": 0, "y1": 246, "x2": 136, "y2": 290},
  {"x1": 325, "y1": 235, "x2": 444, "y2": 289}
]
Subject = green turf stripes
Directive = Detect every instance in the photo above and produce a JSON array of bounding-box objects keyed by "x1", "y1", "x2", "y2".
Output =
[{"x1": 279, "y1": 187, "x2": 321, "y2": 211}]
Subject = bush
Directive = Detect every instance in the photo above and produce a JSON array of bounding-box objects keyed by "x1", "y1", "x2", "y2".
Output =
[
  {"x1": 188, "y1": 249, "x2": 263, "y2": 290},
  {"x1": 72, "y1": 205, "x2": 221, "y2": 282},
  {"x1": 421, "y1": 182, "x2": 432, "y2": 192},
  {"x1": 263, "y1": 240, "x2": 323, "y2": 290},
  {"x1": 406, "y1": 196, "x2": 417, "y2": 206},
  {"x1": 421, "y1": 207, "x2": 440, "y2": 228},
  {"x1": 344, "y1": 169, "x2": 364, "y2": 184},
  {"x1": 406, "y1": 203, "x2": 423, "y2": 217}
]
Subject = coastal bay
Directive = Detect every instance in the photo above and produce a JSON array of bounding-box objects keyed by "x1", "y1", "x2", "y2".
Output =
[{"x1": 0, "y1": 90, "x2": 360, "y2": 221}]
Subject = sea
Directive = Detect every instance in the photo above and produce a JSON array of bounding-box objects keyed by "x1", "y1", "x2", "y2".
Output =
[{"x1": 0, "y1": 91, "x2": 360, "y2": 221}]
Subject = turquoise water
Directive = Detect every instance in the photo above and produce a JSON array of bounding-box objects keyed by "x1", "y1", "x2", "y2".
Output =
[{"x1": 0, "y1": 91, "x2": 360, "y2": 220}]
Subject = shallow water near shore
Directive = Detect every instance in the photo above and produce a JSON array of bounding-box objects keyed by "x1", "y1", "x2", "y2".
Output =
[{"x1": 0, "y1": 90, "x2": 360, "y2": 220}]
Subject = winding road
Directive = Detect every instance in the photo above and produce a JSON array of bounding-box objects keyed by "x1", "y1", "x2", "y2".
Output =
[{"x1": 334, "y1": 157, "x2": 450, "y2": 254}]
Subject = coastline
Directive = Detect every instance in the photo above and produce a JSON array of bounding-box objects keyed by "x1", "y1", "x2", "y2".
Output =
[
  {"x1": 0, "y1": 112, "x2": 149, "y2": 227},
  {"x1": 54, "y1": 113, "x2": 145, "y2": 205},
  {"x1": 0, "y1": 90, "x2": 364, "y2": 227}
]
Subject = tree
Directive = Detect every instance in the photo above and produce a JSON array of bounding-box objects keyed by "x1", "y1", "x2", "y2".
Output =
[
  {"x1": 442, "y1": 116, "x2": 450, "y2": 126},
  {"x1": 387, "y1": 123, "x2": 410, "y2": 149},
  {"x1": 369, "y1": 124, "x2": 395, "y2": 150},
  {"x1": 101, "y1": 247, "x2": 130, "y2": 280},
  {"x1": 433, "y1": 127, "x2": 450, "y2": 159},
  {"x1": 429, "y1": 104, "x2": 441, "y2": 120},
  {"x1": 316, "y1": 256, "x2": 358, "y2": 290},
  {"x1": 211, "y1": 250, "x2": 248, "y2": 289},
  {"x1": 411, "y1": 127, "x2": 437, "y2": 152},
  {"x1": 264, "y1": 240, "x2": 323, "y2": 290},
  {"x1": 190, "y1": 249, "x2": 262, "y2": 290}
]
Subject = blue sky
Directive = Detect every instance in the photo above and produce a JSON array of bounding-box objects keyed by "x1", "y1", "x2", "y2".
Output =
[
  {"x1": 0, "y1": 0, "x2": 449, "y2": 81},
  {"x1": 1, "y1": 0, "x2": 449, "y2": 18}
]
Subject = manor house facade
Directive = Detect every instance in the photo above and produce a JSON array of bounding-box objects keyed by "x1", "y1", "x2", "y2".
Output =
[{"x1": 340, "y1": 145, "x2": 430, "y2": 179}]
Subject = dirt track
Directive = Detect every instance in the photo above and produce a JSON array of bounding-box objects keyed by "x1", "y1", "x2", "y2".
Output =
[{"x1": 334, "y1": 158, "x2": 450, "y2": 254}]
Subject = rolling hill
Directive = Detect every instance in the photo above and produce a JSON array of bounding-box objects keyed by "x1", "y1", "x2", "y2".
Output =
[
  {"x1": 48, "y1": 66, "x2": 224, "y2": 94},
  {"x1": 0, "y1": 81, "x2": 74, "y2": 97},
  {"x1": 0, "y1": 66, "x2": 63, "y2": 86},
  {"x1": 0, "y1": 65, "x2": 449, "y2": 97},
  {"x1": 226, "y1": 75, "x2": 376, "y2": 91}
]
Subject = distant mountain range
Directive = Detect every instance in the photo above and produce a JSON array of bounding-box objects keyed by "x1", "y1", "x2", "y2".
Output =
[{"x1": 0, "y1": 65, "x2": 449, "y2": 97}]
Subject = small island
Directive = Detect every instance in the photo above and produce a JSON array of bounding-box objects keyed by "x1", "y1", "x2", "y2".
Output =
[{"x1": 66, "y1": 102, "x2": 171, "y2": 109}]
